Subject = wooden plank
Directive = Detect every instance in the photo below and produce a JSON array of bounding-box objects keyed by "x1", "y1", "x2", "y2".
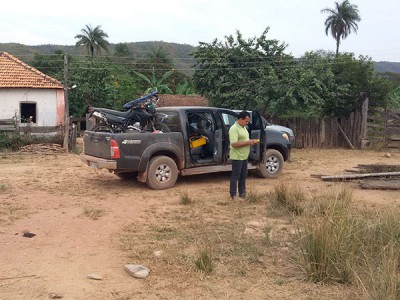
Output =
[
  {"x1": 0, "y1": 119, "x2": 16, "y2": 125},
  {"x1": 338, "y1": 124, "x2": 355, "y2": 149},
  {"x1": 367, "y1": 115, "x2": 384, "y2": 122},
  {"x1": 367, "y1": 122, "x2": 385, "y2": 129},
  {"x1": 19, "y1": 126, "x2": 61, "y2": 133},
  {"x1": 0, "y1": 128, "x2": 15, "y2": 131},
  {"x1": 387, "y1": 111, "x2": 400, "y2": 121},
  {"x1": 361, "y1": 180, "x2": 400, "y2": 190},
  {"x1": 387, "y1": 141, "x2": 400, "y2": 148},
  {"x1": 321, "y1": 171, "x2": 400, "y2": 181},
  {"x1": 357, "y1": 163, "x2": 400, "y2": 169}
]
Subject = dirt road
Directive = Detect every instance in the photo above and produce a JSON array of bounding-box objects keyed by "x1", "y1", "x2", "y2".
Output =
[{"x1": 0, "y1": 148, "x2": 399, "y2": 299}]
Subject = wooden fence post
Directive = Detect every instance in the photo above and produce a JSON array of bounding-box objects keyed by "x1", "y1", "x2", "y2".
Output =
[{"x1": 360, "y1": 92, "x2": 369, "y2": 149}]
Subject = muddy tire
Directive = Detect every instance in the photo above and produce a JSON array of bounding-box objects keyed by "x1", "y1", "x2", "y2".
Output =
[
  {"x1": 146, "y1": 156, "x2": 178, "y2": 190},
  {"x1": 256, "y1": 149, "x2": 284, "y2": 179}
]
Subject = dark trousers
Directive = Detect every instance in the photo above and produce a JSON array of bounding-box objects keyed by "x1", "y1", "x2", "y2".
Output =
[{"x1": 230, "y1": 159, "x2": 248, "y2": 197}]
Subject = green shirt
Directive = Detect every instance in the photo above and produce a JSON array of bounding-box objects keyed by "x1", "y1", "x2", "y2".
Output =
[{"x1": 229, "y1": 122, "x2": 250, "y2": 160}]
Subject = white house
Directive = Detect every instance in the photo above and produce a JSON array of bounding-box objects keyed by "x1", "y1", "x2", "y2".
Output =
[{"x1": 0, "y1": 51, "x2": 65, "y2": 128}]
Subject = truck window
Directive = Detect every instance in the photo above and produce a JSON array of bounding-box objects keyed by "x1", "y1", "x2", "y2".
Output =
[
  {"x1": 159, "y1": 111, "x2": 181, "y2": 132},
  {"x1": 221, "y1": 113, "x2": 237, "y2": 126}
]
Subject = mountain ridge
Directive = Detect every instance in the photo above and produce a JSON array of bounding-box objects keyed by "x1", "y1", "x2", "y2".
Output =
[{"x1": 1, "y1": 42, "x2": 399, "y2": 74}]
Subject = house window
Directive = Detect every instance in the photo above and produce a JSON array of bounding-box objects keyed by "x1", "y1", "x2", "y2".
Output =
[{"x1": 20, "y1": 103, "x2": 37, "y2": 123}]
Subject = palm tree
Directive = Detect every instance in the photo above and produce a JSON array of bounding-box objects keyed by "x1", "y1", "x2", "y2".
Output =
[
  {"x1": 321, "y1": 0, "x2": 361, "y2": 54},
  {"x1": 75, "y1": 24, "x2": 110, "y2": 58}
]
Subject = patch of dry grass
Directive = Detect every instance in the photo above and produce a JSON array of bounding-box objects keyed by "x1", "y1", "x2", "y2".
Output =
[
  {"x1": 0, "y1": 201, "x2": 29, "y2": 225},
  {"x1": 83, "y1": 206, "x2": 106, "y2": 219}
]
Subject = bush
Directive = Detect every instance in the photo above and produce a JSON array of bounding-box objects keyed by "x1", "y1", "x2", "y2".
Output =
[
  {"x1": 0, "y1": 132, "x2": 62, "y2": 151},
  {"x1": 269, "y1": 183, "x2": 305, "y2": 215},
  {"x1": 297, "y1": 187, "x2": 400, "y2": 295},
  {"x1": 0, "y1": 133, "x2": 28, "y2": 151}
]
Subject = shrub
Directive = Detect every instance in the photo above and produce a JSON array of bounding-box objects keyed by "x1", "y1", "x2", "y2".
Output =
[
  {"x1": 0, "y1": 132, "x2": 28, "y2": 151},
  {"x1": 297, "y1": 188, "x2": 400, "y2": 291},
  {"x1": 270, "y1": 183, "x2": 305, "y2": 215},
  {"x1": 179, "y1": 188, "x2": 193, "y2": 205},
  {"x1": 194, "y1": 243, "x2": 214, "y2": 274}
]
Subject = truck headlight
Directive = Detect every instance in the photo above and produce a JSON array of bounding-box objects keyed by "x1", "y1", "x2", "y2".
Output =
[{"x1": 282, "y1": 133, "x2": 289, "y2": 142}]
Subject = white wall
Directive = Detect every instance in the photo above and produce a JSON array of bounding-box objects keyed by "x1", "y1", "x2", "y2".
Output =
[{"x1": 0, "y1": 88, "x2": 61, "y2": 126}]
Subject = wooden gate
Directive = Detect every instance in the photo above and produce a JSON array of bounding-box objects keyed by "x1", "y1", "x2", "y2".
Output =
[{"x1": 368, "y1": 108, "x2": 400, "y2": 148}]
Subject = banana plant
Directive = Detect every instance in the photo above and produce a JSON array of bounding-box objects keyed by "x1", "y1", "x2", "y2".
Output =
[{"x1": 134, "y1": 67, "x2": 174, "y2": 94}]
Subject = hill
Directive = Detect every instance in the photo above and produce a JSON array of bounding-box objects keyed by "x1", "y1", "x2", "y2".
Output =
[
  {"x1": 373, "y1": 61, "x2": 400, "y2": 74},
  {"x1": 1, "y1": 42, "x2": 399, "y2": 75},
  {"x1": 0, "y1": 41, "x2": 197, "y2": 75}
]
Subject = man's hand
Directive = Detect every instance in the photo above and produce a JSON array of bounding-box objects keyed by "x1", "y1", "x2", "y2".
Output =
[
  {"x1": 231, "y1": 139, "x2": 260, "y2": 148},
  {"x1": 249, "y1": 139, "x2": 260, "y2": 145}
]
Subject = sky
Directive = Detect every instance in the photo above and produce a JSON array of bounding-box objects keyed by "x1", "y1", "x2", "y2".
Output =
[{"x1": 1, "y1": 0, "x2": 399, "y2": 62}]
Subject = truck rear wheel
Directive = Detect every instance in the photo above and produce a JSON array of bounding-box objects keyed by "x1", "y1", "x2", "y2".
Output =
[
  {"x1": 146, "y1": 156, "x2": 178, "y2": 190},
  {"x1": 256, "y1": 149, "x2": 284, "y2": 179}
]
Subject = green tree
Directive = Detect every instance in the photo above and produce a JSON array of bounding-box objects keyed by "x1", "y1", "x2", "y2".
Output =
[
  {"x1": 134, "y1": 67, "x2": 174, "y2": 94},
  {"x1": 176, "y1": 80, "x2": 196, "y2": 95},
  {"x1": 31, "y1": 50, "x2": 66, "y2": 80},
  {"x1": 134, "y1": 45, "x2": 189, "y2": 93},
  {"x1": 321, "y1": 0, "x2": 361, "y2": 54},
  {"x1": 75, "y1": 24, "x2": 110, "y2": 58},
  {"x1": 192, "y1": 29, "x2": 393, "y2": 118},
  {"x1": 300, "y1": 51, "x2": 393, "y2": 116},
  {"x1": 192, "y1": 28, "x2": 307, "y2": 115},
  {"x1": 67, "y1": 57, "x2": 140, "y2": 116},
  {"x1": 114, "y1": 43, "x2": 131, "y2": 57}
]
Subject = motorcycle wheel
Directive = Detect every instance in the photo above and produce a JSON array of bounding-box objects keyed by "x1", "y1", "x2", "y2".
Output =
[{"x1": 154, "y1": 123, "x2": 170, "y2": 132}]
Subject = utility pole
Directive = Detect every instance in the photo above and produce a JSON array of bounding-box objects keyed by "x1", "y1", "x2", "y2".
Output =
[{"x1": 63, "y1": 54, "x2": 70, "y2": 151}]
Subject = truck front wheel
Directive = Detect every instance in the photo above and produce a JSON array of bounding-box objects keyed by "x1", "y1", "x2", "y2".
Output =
[
  {"x1": 256, "y1": 149, "x2": 284, "y2": 179},
  {"x1": 146, "y1": 156, "x2": 178, "y2": 190}
]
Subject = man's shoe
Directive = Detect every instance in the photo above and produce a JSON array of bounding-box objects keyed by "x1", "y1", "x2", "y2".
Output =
[{"x1": 239, "y1": 193, "x2": 246, "y2": 199}]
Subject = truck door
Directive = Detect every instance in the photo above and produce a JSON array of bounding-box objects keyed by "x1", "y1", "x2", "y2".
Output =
[
  {"x1": 213, "y1": 128, "x2": 223, "y2": 162},
  {"x1": 248, "y1": 110, "x2": 265, "y2": 161},
  {"x1": 186, "y1": 110, "x2": 223, "y2": 165},
  {"x1": 217, "y1": 110, "x2": 240, "y2": 163}
]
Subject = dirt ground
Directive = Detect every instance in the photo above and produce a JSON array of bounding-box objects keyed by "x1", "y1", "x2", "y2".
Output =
[{"x1": 0, "y1": 147, "x2": 400, "y2": 300}]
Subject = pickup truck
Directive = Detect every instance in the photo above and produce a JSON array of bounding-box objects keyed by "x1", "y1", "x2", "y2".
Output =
[{"x1": 80, "y1": 107, "x2": 291, "y2": 190}]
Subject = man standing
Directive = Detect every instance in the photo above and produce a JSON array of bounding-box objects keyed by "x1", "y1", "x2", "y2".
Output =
[{"x1": 229, "y1": 111, "x2": 259, "y2": 199}]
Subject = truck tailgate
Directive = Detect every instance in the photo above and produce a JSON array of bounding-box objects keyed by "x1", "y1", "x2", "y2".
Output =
[{"x1": 83, "y1": 131, "x2": 113, "y2": 159}]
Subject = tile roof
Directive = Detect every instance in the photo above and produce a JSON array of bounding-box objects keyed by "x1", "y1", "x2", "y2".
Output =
[
  {"x1": 158, "y1": 94, "x2": 209, "y2": 107},
  {"x1": 0, "y1": 51, "x2": 63, "y2": 89}
]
